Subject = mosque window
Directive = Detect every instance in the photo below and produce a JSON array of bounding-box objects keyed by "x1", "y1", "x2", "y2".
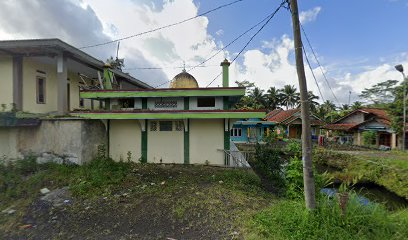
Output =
[
  {"x1": 119, "y1": 98, "x2": 134, "y2": 108},
  {"x1": 197, "y1": 97, "x2": 215, "y2": 107},
  {"x1": 150, "y1": 121, "x2": 158, "y2": 131},
  {"x1": 175, "y1": 121, "x2": 184, "y2": 131},
  {"x1": 36, "y1": 76, "x2": 46, "y2": 104},
  {"x1": 159, "y1": 121, "x2": 173, "y2": 131},
  {"x1": 155, "y1": 99, "x2": 177, "y2": 108}
]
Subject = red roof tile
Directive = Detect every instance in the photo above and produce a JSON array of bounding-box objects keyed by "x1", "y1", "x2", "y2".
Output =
[
  {"x1": 267, "y1": 109, "x2": 300, "y2": 123},
  {"x1": 359, "y1": 108, "x2": 390, "y2": 121},
  {"x1": 324, "y1": 123, "x2": 358, "y2": 130}
]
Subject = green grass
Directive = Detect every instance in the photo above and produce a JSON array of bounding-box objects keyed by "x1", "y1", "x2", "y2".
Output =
[
  {"x1": 2, "y1": 154, "x2": 408, "y2": 239},
  {"x1": 246, "y1": 195, "x2": 408, "y2": 240}
]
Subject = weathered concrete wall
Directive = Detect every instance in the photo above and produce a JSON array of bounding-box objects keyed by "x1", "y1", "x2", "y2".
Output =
[
  {"x1": 0, "y1": 128, "x2": 18, "y2": 159},
  {"x1": 339, "y1": 112, "x2": 364, "y2": 124},
  {"x1": 0, "y1": 56, "x2": 13, "y2": 110},
  {"x1": 16, "y1": 119, "x2": 107, "y2": 164}
]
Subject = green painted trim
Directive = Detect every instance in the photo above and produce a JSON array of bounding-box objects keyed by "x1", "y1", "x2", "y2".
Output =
[
  {"x1": 184, "y1": 97, "x2": 189, "y2": 110},
  {"x1": 71, "y1": 111, "x2": 265, "y2": 120},
  {"x1": 103, "y1": 68, "x2": 113, "y2": 89},
  {"x1": 184, "y1": 120, "x2": 189, "y2": 164},
  {"x1": 224, "y1": 130, "x2": 230, "y2": 165},
  {"x1": 141, "y1": 120, "x2": 147, "y2": 163},
  {"x1": 142, "y1": 98, "x2": 147, "y2": 109},
  {"x1": 80, "y1": 88, "x2": 245, "y2": 99},
  {"x1": 222, "y1": 65, "x2": 229, "y2": 87}
]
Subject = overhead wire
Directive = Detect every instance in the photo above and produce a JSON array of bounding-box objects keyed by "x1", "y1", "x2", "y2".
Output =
[
  {"x1": 154, "y1": 6, "x2": 285, "y2": 88},
  {"x1": 123, "y1": 65, "x2": 218, "y2": 71},
  {"x1": 300, "y1": 22, "x2": 340, "y2": 105},
  {"x1": 186, "y1": 9, "x2": 282, "y2": 73},
  {"x1": 302, "y1": 46, "x2": 325, "y2": 102},
  {"x1": 79, "y1": 0, "x2": 245, "y2": 49},
  {"x1": 205, "y1": 0, "x2": 286, "y2": 87}
]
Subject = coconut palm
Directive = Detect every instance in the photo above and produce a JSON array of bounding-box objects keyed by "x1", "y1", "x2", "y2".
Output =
[
  {"x1": 265, "y1": 87, "x2": 281, "y2": 111},
  {"x1": 279, "y1": 85, "x2": 300, "y2": 109},
  {"x1": 317, "y1": 100, "x2": 337, "y2": 122},
  {"x1": 249, "y1": 87, "x2": 266, "y2": 108},
  {"x1": 351, "y1": 101, "x2": 363, "y2": 110}
]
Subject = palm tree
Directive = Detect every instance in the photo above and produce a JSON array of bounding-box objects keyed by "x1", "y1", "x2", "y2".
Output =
[
  {"x1": 279, "y1": 85, "x2": 300, "y2": 109},
  {"x1": 321, "y1": 100, "x2": 336, "y2": 112},
  {"x1": 265, "y1": 87, "x2": 281, "y2": 110},
  {"x1": 307, "y1": 91, "x2": 320, "y2": 112},
  {"x1": 340, "y1": 104, "x2": 350, "y2": 111},
  {"x1": 351, "y1": 101, "x2": 363, "y2": 110},
  {"x1": 318, "y1": 100, "x2": 337, "y2": 122},
  {"x1": 249, "y1": 87, "x2": 266, "y2": 108}
]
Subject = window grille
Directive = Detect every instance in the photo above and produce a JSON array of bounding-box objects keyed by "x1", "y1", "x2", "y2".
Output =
[
  {"x1": 155, "y1": 100, "x2": 177, "y2": 108},
  {"x1": 175, "y1": 121, "x2": 184, "y2": 131},
  {"x1": 150, "y1": 121, "x2": 158, "y2": 131}
]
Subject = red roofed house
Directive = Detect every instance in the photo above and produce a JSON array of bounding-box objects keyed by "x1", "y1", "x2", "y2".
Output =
[
  {"x1": 266, "y1": 109, "x2": 325, "y2": 139},
  {"x1": 324, "y1": 108, "x2": 404, "y2": 149}
]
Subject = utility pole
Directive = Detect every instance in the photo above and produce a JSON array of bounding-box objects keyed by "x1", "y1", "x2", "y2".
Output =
[{"x1": 289, "y1": 0, "x2": 316, "y2": 209}]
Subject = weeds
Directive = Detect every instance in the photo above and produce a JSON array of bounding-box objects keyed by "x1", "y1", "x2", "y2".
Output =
[{"x1": 248, "y1": 195, "x2": 408, "y2": 240}]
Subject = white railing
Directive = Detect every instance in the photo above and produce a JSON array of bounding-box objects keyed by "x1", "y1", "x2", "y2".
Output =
[{"x1": 219, "y1": 142, "x2": 253, "y2": 168}]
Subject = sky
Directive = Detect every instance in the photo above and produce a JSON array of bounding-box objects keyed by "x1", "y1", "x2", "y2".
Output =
[{"x1": 0, "y1": 0, "x2": 408, "y2": 106}]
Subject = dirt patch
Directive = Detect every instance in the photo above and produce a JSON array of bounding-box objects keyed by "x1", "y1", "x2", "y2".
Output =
[{"x1": 1, "y1": 164, "x2": 273, "y2": 239}]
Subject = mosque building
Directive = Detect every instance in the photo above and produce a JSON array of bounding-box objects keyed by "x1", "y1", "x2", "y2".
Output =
[{"x1": 73, "y1": 59, "x2": 265, "y2": 165}]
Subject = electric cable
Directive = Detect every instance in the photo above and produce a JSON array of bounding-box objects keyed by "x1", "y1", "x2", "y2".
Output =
[{"x1": 79, "y1": 0, "x2": 245, "y2": 49}]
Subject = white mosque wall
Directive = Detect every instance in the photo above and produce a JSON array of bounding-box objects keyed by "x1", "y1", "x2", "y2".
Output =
[
  {"x1": 189, "y1": 119, "x2": 224, "y2": 165},
  {"x1": 109, "y1": 120, "x2": 142, "y2": 162}
]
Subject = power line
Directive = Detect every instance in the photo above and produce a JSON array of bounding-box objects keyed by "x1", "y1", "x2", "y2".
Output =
[
  {"x1": 123, "y1": 65, "x2": 218, "y2": 71},
  {"x1": 155, "y1": 5, "x2": 285, "y2": 88},
  {"x1": 300, "y1": 23, "x2": 340, "y2": 105},
  {"x1": 187, "y1": 10, "x2": 280, "y2": 73},
  {"x1": 302, "y1": 46, "x2": 325, "y2": 102},
  {"x1": 79, "y1": 0, "x2": 245, "y2": 49},
  {"x1": 206, "y1": 0, "x2": 286, "y2": 87}
]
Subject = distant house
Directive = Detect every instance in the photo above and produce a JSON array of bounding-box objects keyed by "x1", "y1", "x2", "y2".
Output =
[
  {"x1": 230, "y1": 118, "x2": 275, "y2": 143},
  {"x1": 323, "y1": 108, "x2": 405, "y2": 149},
  {"x1": 266, "y1": 109, "x2": 324, "y2": 139}
]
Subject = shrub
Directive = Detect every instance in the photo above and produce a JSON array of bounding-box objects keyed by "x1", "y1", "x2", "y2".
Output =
[
  {"x1": 253, "y1": 144, "x2": 286, "y2": 194},
  {"x1": 285, "y1": 156, "x2": 333, "y2": 199},
  {"x1": 285, "y1": 139, "x2": 302, "y2": 157},
  {"x1": 362, "y1": 130, "x2": 377, "y2": 146}
]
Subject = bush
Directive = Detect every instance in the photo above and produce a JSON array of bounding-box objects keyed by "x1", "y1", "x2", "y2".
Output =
[
  {"x1": 362, "y1": 130, "x2": 377, "y2": 146},
  {"x1": 253, "y1": 144, "x2": 286, "y2": 194},
  {"x1": 249, "y1": 196, "x2": 408, "y2": 240},
  {"x1": 285, "y1": 139, "x2": 302, "y2": 157},
  {"x1": 285, "y1": 156, "x2": 332, "y2": 199}
]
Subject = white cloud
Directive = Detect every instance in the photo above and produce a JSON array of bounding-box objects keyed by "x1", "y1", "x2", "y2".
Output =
[
  {"x1": 0, "y1": 0, "x2": 406, "y2": 107},
  {"x1": 299, "y1": 7, "x2": 321, "y2": 24},
  {"x1": 215, "y1": 29, "x2": 224, "y2": 36}
]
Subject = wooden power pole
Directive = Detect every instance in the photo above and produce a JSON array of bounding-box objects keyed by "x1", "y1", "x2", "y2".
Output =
[{"x1": 289, "y1": 0, "x2": 316, "y2": 209}]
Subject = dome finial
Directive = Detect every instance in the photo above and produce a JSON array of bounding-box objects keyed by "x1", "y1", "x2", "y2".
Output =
[{"x1": 182, "y1": 61, "x2": 186, "y2": 72}]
